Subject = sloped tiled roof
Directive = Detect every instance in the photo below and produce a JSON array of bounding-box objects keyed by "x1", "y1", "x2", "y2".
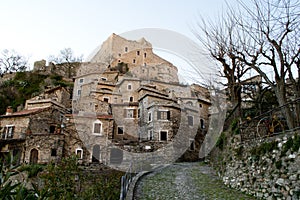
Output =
[{"x1": 0, "y1": 107, "x2": 51, "y2": 118}]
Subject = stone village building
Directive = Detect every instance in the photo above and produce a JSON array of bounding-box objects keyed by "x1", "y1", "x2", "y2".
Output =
[{"x1": 0, "y1": 34, "x2": 211, "y2": 166}]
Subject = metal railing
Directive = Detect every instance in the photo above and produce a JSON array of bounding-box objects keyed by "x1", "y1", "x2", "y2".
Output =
[
  {"x1": 120, "y1": 163, "x2": 135, "y2": 200},
  {"x1": 240, "y1": 98, "x2": 300, "y2": 141}
]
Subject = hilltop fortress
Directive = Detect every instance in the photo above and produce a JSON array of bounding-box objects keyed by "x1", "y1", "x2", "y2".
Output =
[{"x1": 0, "y1": 33, "x2": 210, "y2": 168}]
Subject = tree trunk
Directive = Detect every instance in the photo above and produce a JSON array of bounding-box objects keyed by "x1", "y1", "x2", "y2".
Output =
[{"x1": 275, "y1": 82, "x2": 296, "y2": 130}]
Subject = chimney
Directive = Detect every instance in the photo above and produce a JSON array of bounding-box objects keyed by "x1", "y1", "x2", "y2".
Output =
[{"x1": 6, "y1": 106, "x2": 13, "y2": 115}]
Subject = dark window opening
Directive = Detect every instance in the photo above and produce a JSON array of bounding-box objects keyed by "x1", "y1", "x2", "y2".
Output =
[
  {"x1": 49, "y1": 125, "x2": 56, "y2": 134},
  {"x1": 137, "y1": 51, "x2": 140, "y2": 55},
  {"x1": 127, "y1": 84, "x2": 132, "y2": 90},
  {"x1": 200, "y1": 119, "x2": 205, "y2": 129},
  {"x1": 125, "y1": 47, "x2": 128, "y2": 52},
  {"x1": 103, "y1": 97, "x2": 109, "y2": 102},
  {"x1": 129, "y1": 97, "x2": 133, "y2": 102},
  {"x1": 117, "y1": 127, "x2": 124, "y2": 135},
  {"x1": 160, "y1": 131, "x2": 167, "y2": 141},
  {"x1": 190, "y1": 140, "x2": 195, "y2": 151},
  {"x1": 133, "y1": 59, "x2": 136, "y2": 64},
  {"x1": 76, "y1": 149, "x2": 83, "y2": 159},
  {"x1": 148, "y1": 112, "x2": 152, "y2": 122},
  {"x1": 144, "y1": 53, "x2": 147, "y2": 58},
  {"x1": 148, "y1": 130, "x2": 153, "y2": 140},
  {"x1": 51, "y1": 149, "x2": 57, "y2": 156}
]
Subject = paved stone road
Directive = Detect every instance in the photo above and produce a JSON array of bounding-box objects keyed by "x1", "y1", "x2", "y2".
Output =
[{"x1": 133, "y1": 162, "x2": 256, "y2": 200}]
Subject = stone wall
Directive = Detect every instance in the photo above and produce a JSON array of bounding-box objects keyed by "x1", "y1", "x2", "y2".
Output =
[
  {"x1": 24, "y1": 134, "x2": 65, "y2": 164},
  {"x1": 222, "y1": 131, "x2": 300, "y2": 199}
]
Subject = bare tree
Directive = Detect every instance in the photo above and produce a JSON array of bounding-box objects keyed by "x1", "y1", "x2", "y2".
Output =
[
  {"x1": 193, "y1": 13, "x2": 251, "y2": 119},
  {"x1": 0, "y1": 49, "x2": 28, "y2": 77},
  {"x1": 236, "y1": 0, "x2": 300, "y2": 129},
  {"x1": 49, "y1": 48, "x2": 83, "y2": 78}
]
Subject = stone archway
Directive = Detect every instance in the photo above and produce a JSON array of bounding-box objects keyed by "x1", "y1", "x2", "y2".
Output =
[
  {"x1": 30, "y1": 149, "x2": 38, "y2": 164},
  {"x1": 92, "y1": 145, "x2": 100, "y2": 163}
]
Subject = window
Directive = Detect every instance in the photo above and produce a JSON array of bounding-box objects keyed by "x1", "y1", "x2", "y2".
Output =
[
  {"x1": 188, "y1": 116, "x2": 194, "y2": 126},
  {"x1": 125, "y1": 47, "x2": 128, "y2": 52},
  {"x1": 95, "y1": 104, "x2": 98, "y2": 110},
  {"x1": 51, "y1": 149, "x2": 57, "y2": 156},
  {"x1": 75, "y1": 148, "x2": 83, "y2": 159},
  {"x1": 138, "y1": 108, "x2": 141, "y2": 118},
  {"x1": 133, "y1": 59, "x2": 136, "y2": 64},
  {"x1": 148, "y1": 112, "x2": 152, "y2": 122},
  {"x1": 157, "y1": 110, "x2": 170, "y2": 120},
  {"x1": 144, "y1": 63, "x2": 147, "y2": 66},
  {"x1": 189, "y1": 139, "x2": 195, "y2": 151},
  {"x1": 103, "y1": 97, "x2": 109, "y2": 103},
  {"x1": 148, "y1": 130, "x2": 153, "y2": 140},
  {"x1": 101, "y1": 77, "x2": 107, "y2": 81},
  {"x1": 137, "y1": 51, "x2": 140, "y2": 55},
  {"x1": 77, "y1": 90, "x2": 81, "y2": 96},
  {"x1": 124, "y1": 109, "x2": 137, "y2": 118},
  {"x1": 2, "y1": 125, "x2": 15, "y2": 139},
  {"x1": 127, "y1": 84, "x2": 132, "y2": 90},
  {"x1": 93, "y1": 120, "x2": 102, "y2": 135},
  {"x1": 129, "y1": 97, "x2": 134, "y2": 102},
  {"x1": 144, "y1": 53, "x2": 147, "y2": 58},
  {"x1": 49, "y1": 125, "x2": 56, "y2": 134},
  {"x1": 200, "y1": 119, "x2": 205, "y2": 129},
  {"x1": 118, "y1": 53, "x2": 121, "y2": 57},
  {"x1": 79, "y1": 78, "x2": 84, "y2": 84},
  {"x1": 160, "y1": 131, "x2": 168, "y2": 141},
  {"x1": 118, "y1": 59, "x2": 121, "y2": 63},
  {"x1": 117, "y1": 126, "x2": 124, "y2": 135},
  {"x1": 199, "y1": 103, "x2": 203, "y2": 108}
]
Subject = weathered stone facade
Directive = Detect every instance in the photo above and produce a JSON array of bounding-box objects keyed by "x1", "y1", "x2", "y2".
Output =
[{"x1": 0, "y1": 87, "x2": 70, "y2": 164}]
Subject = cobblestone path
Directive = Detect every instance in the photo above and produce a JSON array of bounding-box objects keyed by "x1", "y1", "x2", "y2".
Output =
[{"x1": 133, "y1": 162, "x2": 256, "y2": 200}]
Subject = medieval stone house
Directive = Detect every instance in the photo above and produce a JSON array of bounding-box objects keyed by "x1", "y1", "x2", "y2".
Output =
[{"x1": 0, "y1": 86, "x2": 71, "y2": 164}]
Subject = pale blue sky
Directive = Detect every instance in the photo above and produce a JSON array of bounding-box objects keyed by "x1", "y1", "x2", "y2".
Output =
[{"x1": 0, "y1": 0, "x2": 238, "y2": 71}]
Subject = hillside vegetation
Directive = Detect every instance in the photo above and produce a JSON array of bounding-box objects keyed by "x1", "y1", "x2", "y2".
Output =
[{"x1": 0, "y1": 71, "x2": 73, "y2": 115}]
